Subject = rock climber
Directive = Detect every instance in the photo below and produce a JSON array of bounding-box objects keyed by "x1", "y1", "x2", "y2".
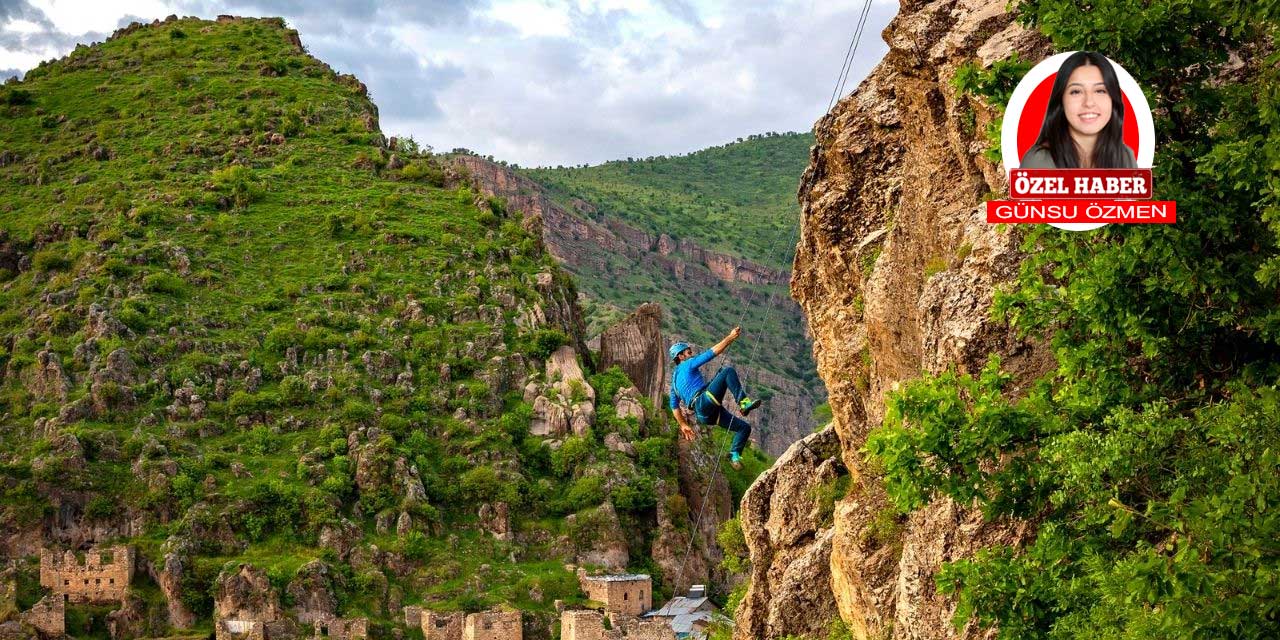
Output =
[{"x1": 669, "y1": 326, "x2": 761, "y2": 470}]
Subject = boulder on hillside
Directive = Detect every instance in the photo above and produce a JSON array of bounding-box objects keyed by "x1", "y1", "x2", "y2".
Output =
[
  {"x1": 213, "y1": 563, "x2": 282, "y2": 622},
  {"x1": 565, "y1": 502, "x2": 629, "y2": 572},
  {"x1": 27, "y1": 348, "x2": 70, "y2": 402},
  {"x1": 286, "y1": 560, "x2": 339, "y2": 624}
]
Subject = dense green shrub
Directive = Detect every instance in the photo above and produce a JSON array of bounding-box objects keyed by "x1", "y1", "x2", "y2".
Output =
[
  {"x1": 210, "y1": 165, "x2": 264, "y2": 209},
  {"x1": 279, "y1": 375, "x2": 309, "y2": 406},
  {"x1": 610, "y1": 474, "x2": 656, "y2": 513},
  {"x1": 142, "y1": 271, "x2": 185, "y2": 295},
  {"x1": 32, "y1": 250, "x2": 70, "y2": 272},
  {"x1": 520, "y1": 328, "x2": 570, "y2": 360},
  {"x1": 400, "y1": 160, "x2": 447, "y2": 186},
  {"x1": 634, "y1": 436, "x2": 675, "y2": 475},
  {"x1": 716, "y1": 517, "x2": 748, "y2": 573},
  {"x1": 551, "y1": 435, "x2": 591, "y2": 477},
  {"x1": 561, "y1": 475, "x2": 605, "y2": 513},
  {"x1": 2, "y1": 87, "x2": 33, "y2": 106},
  {"x1": 460, "y1": 465, "x2": 515, "y2": 504}
]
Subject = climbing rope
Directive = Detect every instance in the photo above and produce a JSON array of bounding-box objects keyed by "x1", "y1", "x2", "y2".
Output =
[
  {"x1": 826, "y1": 0, "x2": 876, "y2": 114},
  {"x1": 669, "y1": 0, "x2": 878, "y2": 596},
  {"x1": 669, "y1": 207, "x2": 805, "y2": 592}
]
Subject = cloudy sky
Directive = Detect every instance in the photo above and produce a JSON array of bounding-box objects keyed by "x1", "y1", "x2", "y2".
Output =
[{"x1": 1, "y1": 0, "x2": 896, "y2": 167}]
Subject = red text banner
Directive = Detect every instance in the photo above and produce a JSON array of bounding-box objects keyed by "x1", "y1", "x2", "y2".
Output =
[{"x1": 1010, "y1": 168, "x2": 1153, "y2": 200}]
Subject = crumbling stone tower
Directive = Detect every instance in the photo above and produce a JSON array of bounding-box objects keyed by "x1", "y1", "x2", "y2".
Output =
[
  {"x1": 463, "y1": 611, "x2": 521, "y2": 640},
  {"x1": 422, "y1": 611, "x2": 464, "y2": 640},
  {"x1": 39, "y1": 545, "x2": 133, "y2": 603}
]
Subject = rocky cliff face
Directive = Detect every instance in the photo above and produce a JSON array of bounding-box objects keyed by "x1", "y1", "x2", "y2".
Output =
[
  {"x1": 459, "y1": 155, "x2": 822, "y2": 456},
  {"x1": 735, "y1": 427, "x2": 845, "y2": 639},
  {"x1": 742, "y1": 1, "x2": 1058, "y2": 638}
]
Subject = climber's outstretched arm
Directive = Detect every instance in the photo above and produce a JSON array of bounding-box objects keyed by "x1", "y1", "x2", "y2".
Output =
[{"x1": 711, "y1": 326, "x2": 742, "y2": 356}]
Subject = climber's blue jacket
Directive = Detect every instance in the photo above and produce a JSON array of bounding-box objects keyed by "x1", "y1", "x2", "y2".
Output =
[{"x1": 669, "y1": 348, "x2": 716, "y2": 410}]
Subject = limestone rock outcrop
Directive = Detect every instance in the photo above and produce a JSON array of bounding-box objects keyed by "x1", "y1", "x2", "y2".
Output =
[
  {"x1": 649, "y1": 437, "x2": 734, "y2": 593},
  {"x1": 741, "y1": 1, "x2": 1059, "y2": 638},
  {"x1": 286, "y1": 560, "x2": 339, "y2": 624},
  {"x1": 598, "y1": 303, "x2": 666, "y2": 411},
  {"x1": 528, "y1": 346, "x2": 596, "y2": 438},
  {"x1": 566, "y1": 502, "x2": 630, "y2": 572},
  {"x1": 154, "y1": 536, "x2": 198, "y2": 628},
  {"x1": 214, "y1": 563, "x2": 282, "y2": 622},
  {"x1": 27, "y1": 348, "x2": 70, "y2": 402},
  {"x1": 735, "y1": 427, "x2": 845, "y2": 640}
]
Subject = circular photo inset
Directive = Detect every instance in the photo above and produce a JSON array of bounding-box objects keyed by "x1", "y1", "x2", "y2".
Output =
[{"x1": 1001, "y1": 51, "x2": 1155, "y2": 230}]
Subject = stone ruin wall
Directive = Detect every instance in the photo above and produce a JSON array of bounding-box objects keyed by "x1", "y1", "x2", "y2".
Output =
[
  {"x1": 463, "y1": 611, "x2": 522, "y2": 640},
  {"x1": 39, "y1": 545, "x2": 133, "y2": 604},
  {"x1": 422, "y1": 611, "x2": 464, "y2": 640},
  {"x1": 313, "y1": 616, "x2": 368, "y2": 639},
  {"x1": 421, "y1": 611, "x2": 523, "y2": 640},
  {"x1": 21, "y1": 594, "x2": 66, "y2": 636},
  {"x1": 560, "y1": 610, "x2": 674, "y2": 640}
]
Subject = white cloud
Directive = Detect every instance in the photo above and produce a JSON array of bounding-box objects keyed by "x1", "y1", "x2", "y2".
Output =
[
  {"x1": 28, "y1": 0, "x2": 170, "y2": 34},
  {"x1": 1, "y1": 0, "x2": 897, "y2": 166},
  {"x1": 486, "y1": 0, "x2": 573, "y2": 37}
]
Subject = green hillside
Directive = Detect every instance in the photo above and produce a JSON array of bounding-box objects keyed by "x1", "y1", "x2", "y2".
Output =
[
  {"x1": 0, "y1": 17, "x2": 761, "y2": 637},
  {"x1": 525, "y1": 132, "x2": 813, "y2": 271}
]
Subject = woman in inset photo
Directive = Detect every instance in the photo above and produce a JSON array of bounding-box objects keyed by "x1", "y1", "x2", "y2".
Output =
[{"x1": 1020, "y1": 51, "x2": 1137, "y2": 169}]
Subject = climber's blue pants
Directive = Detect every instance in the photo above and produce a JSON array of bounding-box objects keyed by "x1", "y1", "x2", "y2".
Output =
[{"x1": 692, "y1": 367, "x2": 752, "y2": 456}]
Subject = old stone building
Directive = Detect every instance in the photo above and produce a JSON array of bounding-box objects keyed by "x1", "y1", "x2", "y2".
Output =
[
  {"x1": 39, "y1": 545, "x2": 133, "y2": 604},
  {"x1": 312, "y1": 616, "x2": 368, "y2": 639},
  {"x1": 561, "y1": 610, "x2": 674, "y2": 640},
  {"x1": 419, "y1": 610, "x2": 521, "y2": 640},
  {"x1": 421, "y1": 611, "x2": 464, "y2": 640},
  {"x1": 577, "y1": 572, "x2": 652, "y2": 616},
  {"x1": 463, "y1": 611, "x2": 521, "y2": 640}
]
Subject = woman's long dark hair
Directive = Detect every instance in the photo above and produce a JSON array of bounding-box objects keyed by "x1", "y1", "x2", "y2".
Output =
[{"x1": 1031, "y1": 51, "x2": 1129, "y2": 168}]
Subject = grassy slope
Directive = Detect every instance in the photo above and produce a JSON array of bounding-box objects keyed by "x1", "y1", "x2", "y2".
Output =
[{"x1": 0, "y1": 17, "x2": 765, "y2": 635}]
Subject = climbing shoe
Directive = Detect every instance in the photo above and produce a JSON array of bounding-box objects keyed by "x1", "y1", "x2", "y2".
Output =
[
  {"x1": 729, "y1": 451, "x2": 743, "y2": 470},
  {"x1": 739, "y1": 397, "x2": 761, "y2": 416}
]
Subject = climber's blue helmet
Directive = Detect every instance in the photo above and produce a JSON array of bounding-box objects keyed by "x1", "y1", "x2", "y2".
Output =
[{"x1": 669, "y1": 342, "x2": 692, "y2": 362}]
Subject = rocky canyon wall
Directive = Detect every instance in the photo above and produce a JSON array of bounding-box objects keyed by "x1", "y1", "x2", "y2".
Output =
[{"x1": 741, "y1": 1, "x2": 1058, "y2": 638}]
